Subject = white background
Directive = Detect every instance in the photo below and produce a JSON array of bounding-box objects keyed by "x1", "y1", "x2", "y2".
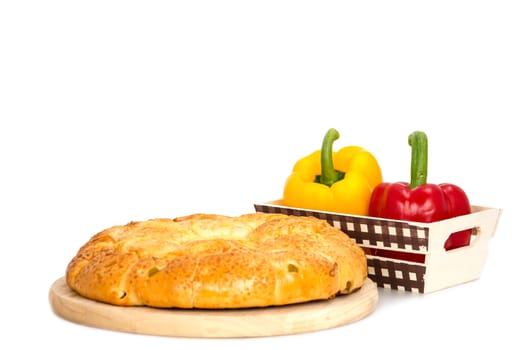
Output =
[{"x1": 1, "y1": 1, "x2": 523, "y2": 349}]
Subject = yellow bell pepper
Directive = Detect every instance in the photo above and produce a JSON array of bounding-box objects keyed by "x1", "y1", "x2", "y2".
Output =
[{"x1": 283, "y1": 128, "x2": 382, "y2": 215}]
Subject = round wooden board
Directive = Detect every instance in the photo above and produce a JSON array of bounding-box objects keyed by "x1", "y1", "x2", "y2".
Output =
[{"x1": 49, "y1": 277, "x2": 378, "y2": 338}]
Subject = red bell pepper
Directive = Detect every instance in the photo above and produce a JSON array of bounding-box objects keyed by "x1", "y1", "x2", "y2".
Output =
[{"x1": 368, "y1": 131, "x2": 472, "y2": 262}]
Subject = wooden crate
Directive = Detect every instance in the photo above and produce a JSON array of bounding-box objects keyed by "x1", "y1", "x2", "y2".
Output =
[{"x1": 254, "y1": 201, "x2": 502, "y2": 294}]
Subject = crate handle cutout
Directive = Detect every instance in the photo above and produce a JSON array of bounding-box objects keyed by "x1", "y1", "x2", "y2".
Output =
[
  {"x1": 422, "y1": 207, "x2": 501, "y2": 293},
  {"x1": 427, "y1": 207, "x2": 500, "y2": 254}
]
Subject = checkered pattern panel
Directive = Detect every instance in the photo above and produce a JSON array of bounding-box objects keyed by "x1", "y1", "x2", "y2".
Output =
[
  {"x1": 367, "y1": 257, "x2": 426, "y2": 293},
  {"x1": 254, "y1": 203, "x2": 430, "y2": 293},
  {"x1": 254, "y1": 203, "x2": 429, "y2": 252}
]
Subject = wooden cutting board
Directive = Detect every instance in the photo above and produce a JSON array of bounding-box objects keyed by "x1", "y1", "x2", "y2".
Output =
[{"x1": 49, "y1": 277, "x2": 378, "y2": 338}]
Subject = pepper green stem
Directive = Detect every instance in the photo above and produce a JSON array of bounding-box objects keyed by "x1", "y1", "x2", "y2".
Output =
[
  {"x1": 317, "y1": 128, "x2": 345, "y2": 187},
  {"x1": 408, "y1": 131, "x2": 428, "y2": 189}
]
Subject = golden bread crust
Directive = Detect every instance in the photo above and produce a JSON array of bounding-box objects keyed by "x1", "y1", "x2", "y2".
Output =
[{"x1": 66, "y1": 213, "x2": 367, "y2": 309}]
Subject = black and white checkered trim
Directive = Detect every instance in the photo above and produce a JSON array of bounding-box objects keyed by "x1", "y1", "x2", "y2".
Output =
[{"x1": 254, "y1": 203, "x2": 429, "y2": 293}]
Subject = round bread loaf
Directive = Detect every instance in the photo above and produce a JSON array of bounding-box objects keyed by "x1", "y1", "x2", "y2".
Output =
[{"x1": 66, "y1": 213, "x2": 367, "y2": 309}]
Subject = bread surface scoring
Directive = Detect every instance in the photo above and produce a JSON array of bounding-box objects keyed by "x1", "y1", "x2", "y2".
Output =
[{"x1": 66, "y1": 213, "x2": 367, "y2": 309}]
